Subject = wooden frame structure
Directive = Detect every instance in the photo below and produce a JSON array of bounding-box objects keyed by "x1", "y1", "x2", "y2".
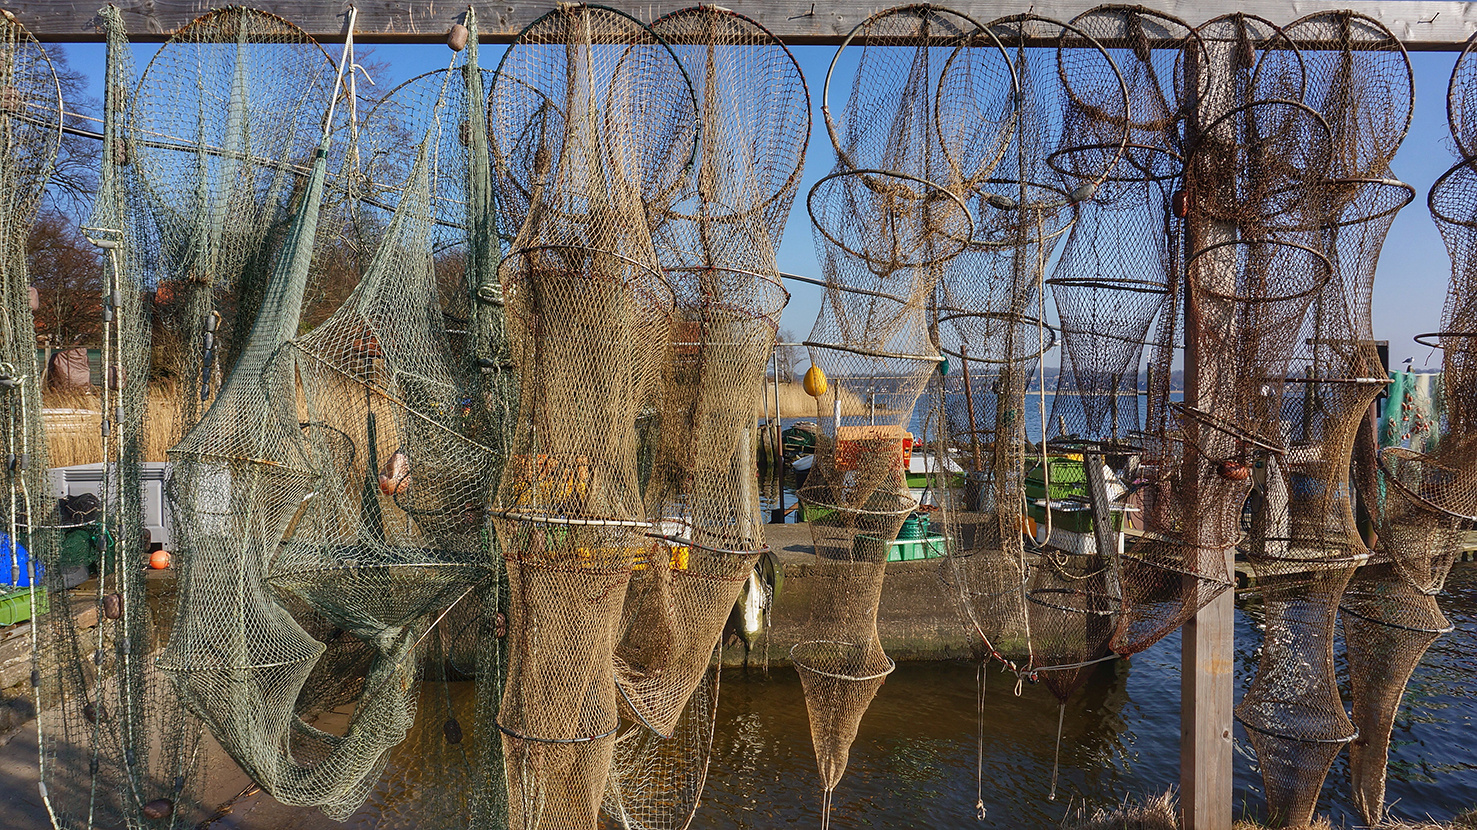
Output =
[
  {"x1": 5, "y1": 3, "x2": 1471, "y2": 830},
  {"x1": 5, "y1": 0, "x2": 1477, "y2": 46}
]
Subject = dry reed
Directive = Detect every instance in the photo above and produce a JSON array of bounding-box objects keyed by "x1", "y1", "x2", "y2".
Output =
[
  {"x1": 763, "y1": 381, "x2": 871, "y2": 419},
  {"x1": 1060, "y1": 789, "x2": 1477, "y2": 830},
  {"x1": 42, "y1": 385, "x2": 185, "y2": 467}
]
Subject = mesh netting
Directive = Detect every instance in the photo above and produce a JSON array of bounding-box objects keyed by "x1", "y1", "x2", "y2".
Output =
[
  {"x1": 152, "y1": 12, "x2": 453, "y2": 818},
  {"x1": 1449, "y1": 33, "x2": 1477, "y2": 162},
  {"x1": 796, "y1": 7, "x2": 1000, "y2": 819},
  {"x1": 1340, "y1": 564, "x2": 1453, "y2": 825},
  {"x1": 1222, "y1": 14, "x2": 1416, "y2": 826},
  {"x1": 1109, "y1": 16, "x2": 1325, "y2": 661},
  {"x1": 615, "y1": 6, "x2": 804, "y2": 747},
  {"x1": 603, "y1": 653, "x2": 720, "y2": 830},
  {"x1": 1236, "y1": 570, "x2": 1357, "y2": 828},
  {"x1": 31, "y1": 8, "x2": 212, "y2": 829},
  {"x1": 932, "y1": 14, "x2": 1127, "y2": 718},
  {"x1": 1045, "y1": 7, "x2": 1194, "y2": 452},
  {"x1": 1, "y1": 11, "x2": 66, "y2": 829},
  {"x1": 488, "y1": 7, "x2": 697, "y2": 828},
  {"x1": 128, "y1": 8, "x2": 344, "y2": 437}
]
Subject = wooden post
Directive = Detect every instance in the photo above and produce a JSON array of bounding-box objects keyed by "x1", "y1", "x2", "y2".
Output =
[
  {"x1": 1180, "y1": 30, "x2": 1233, "y2": 830},
  {"x1": 1181, "y1": 547, "x2": 1235, "y2": 830}
]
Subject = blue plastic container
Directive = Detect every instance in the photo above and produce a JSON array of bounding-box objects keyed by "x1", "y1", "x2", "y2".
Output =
[{"x1": 0, "y1": 533, "x2": 42, "y2": 588}]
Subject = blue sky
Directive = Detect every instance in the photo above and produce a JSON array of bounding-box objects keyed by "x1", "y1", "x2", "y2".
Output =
[{"x1": 57, "y1": 40, "x2": 1465, "y2": 370}]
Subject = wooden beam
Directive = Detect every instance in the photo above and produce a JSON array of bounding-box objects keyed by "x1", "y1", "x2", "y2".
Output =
[
  {"x1": 4, "y1": 0, "x2": 1477, "y2": 47},
  {"x1": 1180, "y1": 555, "x2": 1236, "y2": 830}
]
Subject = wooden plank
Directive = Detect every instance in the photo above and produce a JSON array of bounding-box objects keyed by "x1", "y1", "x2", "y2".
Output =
[
  {"x1": 4, "y1": 0, "x2": 1477, "y2": 47},
  {"x1": 1180, "y1": 550, "x2": 1236, "y2": 830}
]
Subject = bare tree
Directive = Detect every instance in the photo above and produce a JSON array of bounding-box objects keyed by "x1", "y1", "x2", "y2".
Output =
[
  {"x1": 29, "y1": 211, "x2": 103, "y2": 347},
  {"x1": 775, "y1": 327, "x2": 800, "y2": 383},
  {"x1": 44, "y1": 45, "x2": 100, "y2": 220}
]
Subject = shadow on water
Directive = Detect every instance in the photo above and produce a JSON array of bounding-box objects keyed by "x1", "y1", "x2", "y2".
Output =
[{"x1": 701, "y1": 566, "x2": 1477, "y2": 829}]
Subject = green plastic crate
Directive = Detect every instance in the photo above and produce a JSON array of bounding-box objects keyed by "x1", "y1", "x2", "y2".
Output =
[
  {"x1": 0, "y1": 586, "x2": 48, "y2": 626},
  {"x1": 887, "y1": 534, "x2": 946, "y2": 562},
  {"x1": 1024, "y1": 456, "x2": 1125, "y2": 534}
]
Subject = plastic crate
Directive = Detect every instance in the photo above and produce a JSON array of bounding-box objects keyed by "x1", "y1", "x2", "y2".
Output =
[
  {"x1": 833, "y1": 426, "x2": 912, "y2": 472},
  {"x1": 0, "y1": 587, "x2": 48, "y2": 626},
  {"x1": 887, "y1": 534, "x2": 946, "y2": 562}
]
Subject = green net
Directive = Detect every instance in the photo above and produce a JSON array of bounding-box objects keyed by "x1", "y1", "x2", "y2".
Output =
[
  {"x1": 0, "y1": 8, "x2": 63, "y2": 827},
  {"x1": 30, "y1": 8, "x2": 213, "y2": 829},
  {"x1": 129, "y1": 8, "x2": 343, "y2": 435}
]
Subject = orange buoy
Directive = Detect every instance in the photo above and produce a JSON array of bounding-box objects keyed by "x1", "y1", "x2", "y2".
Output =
[
  {"x1": 1216, "y1": 460, "x2": 1251, "y2": 481},
  {"x1": 1171, "y1": 190, "x2": 1188, "y2": 218},
  {"x1": 148, "y1": 549, "x2": 171, "y2": 570},
  {"x1": 803, "y1": 365, "x2": 828, "y2": 398}
]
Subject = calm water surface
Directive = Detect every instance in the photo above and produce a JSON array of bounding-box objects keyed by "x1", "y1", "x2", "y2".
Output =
[{"x1": 697, "y1": 566, "x2": 1477, "y2": 828}]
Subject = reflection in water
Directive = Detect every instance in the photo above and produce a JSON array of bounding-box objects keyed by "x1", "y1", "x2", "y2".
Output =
[
  {"x1": 697, "y1": 566, "x2": 1477, "y2": 829},
  {"x1": 329, "y1": 567, "x2": 1475, "y2": 828}
]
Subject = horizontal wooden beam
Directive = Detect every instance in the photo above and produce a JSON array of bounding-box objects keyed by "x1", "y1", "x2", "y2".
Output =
[{"x1": 4, "y1": 1, "x2": 1477, "y2": 49}]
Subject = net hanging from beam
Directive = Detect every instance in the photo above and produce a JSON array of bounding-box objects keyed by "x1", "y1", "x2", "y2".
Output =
[
  {"x1": 933, "y1": 13, "x2": 1128, "y2": 715},
  {"x1": 1201, "y1": 12, "x2": 1414, "y2": 826},
  {"x1": 797, "y1": 7, "x2": 997, "y2": 821},
  {"x1": 616, "y1": 3, "x2": 803, "y2": 740},
  {"x1": 30, "y1": 8, "x2": 212, "y2": 828},
  {"x1": 1044, "y1": 7, "x2": 1198, "y2": 453},
  {"x1": 128, "y1": 8, "x2": 345, "y2": 437},
  {"x1": 488, "y1": 6, "x2": 697, "y2": 828},
  {"x1": 1110, "y1": 15, "x2": 1324, "y2": 660},
  {"x1": 0, "y1": 10, "x2": 64, "y2": 829},
  {"x1": 154, "y1": 12, "x2": 443, "y2": 818},
  {"x1": 603, "y1": 10, "x2": 806, "y2": 829}
]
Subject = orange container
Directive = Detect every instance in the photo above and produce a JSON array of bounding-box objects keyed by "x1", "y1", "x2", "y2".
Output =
[{"x1": 833, "y1": 425, "x2": 912, "y2": 472}]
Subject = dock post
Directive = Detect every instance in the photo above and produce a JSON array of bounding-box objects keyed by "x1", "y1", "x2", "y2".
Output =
[
  {"x1": 1180, "y1": 31, "x2": 1233, "y2": 830},
  {"x1": 1181, "y1": 548, "x2": 1235, "y2": 830}
]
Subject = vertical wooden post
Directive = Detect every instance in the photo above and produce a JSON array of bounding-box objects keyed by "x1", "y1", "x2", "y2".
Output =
[
  {"x1": 1180, "y1": 29, "x2": 1234, "y2": 830},
  {"x1": 1181, "y1": 547, "x2": 1235, "y2": 830}
]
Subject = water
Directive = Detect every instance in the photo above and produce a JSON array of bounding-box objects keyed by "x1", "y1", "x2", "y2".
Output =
[
  {"x1": 698, "y1": 565, "x2": 1477, "y2": 828},
  {"x1": 193, "y1": 568, "x2": 1477, "y2": 830}
]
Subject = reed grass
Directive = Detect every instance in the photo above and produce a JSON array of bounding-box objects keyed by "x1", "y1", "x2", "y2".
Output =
[
  {"x1": 1060, "y1": 790, "x2": 1477, "y2": 830},
  {"x1": 42, "y1": 386, "x2": 185, "y2": 467},
  {"x1": 1061, "y1": 790, "x2": 1179, "y2": 830},
  {"x1": 763, "y1": 381, "x2": 872, "y2": 419}
]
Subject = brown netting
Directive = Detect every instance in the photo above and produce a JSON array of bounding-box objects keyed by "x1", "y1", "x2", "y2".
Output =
[
  {"x1": 1228, "y1": 14, "x2": 1415, "y2": 826},
  {"x1": 488, "y1": 7, "x2": 697, "y2": 828},
  {"x1": 1110, "y1": 16, "x2": 1326, "y2": 660},
  {"x1": 602, "y1": 651, "x2": 720, "y2": 830},
  {"x1": 796, "y1": 7, "x2": 1007, "y2": 821},
  {"x1": 1340, "y1": 564, "x2": 1453, "y2": 826},
  {"x1": 1236, "y1": 570, "x2": 1358, "y2": 828},
  {"x1": 1045, "y1": 7, "x2": 1197, "y2": 452},
  {"x1": 932, "y1": 13, "x2": 1127, "y2": 709},
  {"x1": 615, "y1": 6, "x2": 804, "y2": 746},
  {"x1": 1448, "y1": 33, "x2": 1477, "y2": 162}
]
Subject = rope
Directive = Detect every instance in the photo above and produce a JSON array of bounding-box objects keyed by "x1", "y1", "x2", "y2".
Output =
[
  {"x1": 1048, "y1": 701, "x2": 1065, "y2": 801},
  {"x1": 975, "y1": 660, "x2": 986, "y2": 821}
]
